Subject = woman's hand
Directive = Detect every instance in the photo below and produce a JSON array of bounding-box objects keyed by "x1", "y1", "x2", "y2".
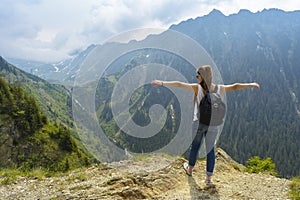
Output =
[
  {"x1": 251, "y1": 82, "x2": 260, "y2": 89},
  {"x1": 151, "y1": 80, "x2": 163, "y2": 86}
]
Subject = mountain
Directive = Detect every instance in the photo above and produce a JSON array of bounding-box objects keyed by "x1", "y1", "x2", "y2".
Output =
[
  {"x1": 0, "y1": 149, "x2": 292, "y2": 199},
  {"x1": 0, "y1": 75, "x2": 90, "y2": 171},
  {"x1": 0, "y1": 56, "x2": 94, "y2": 164},
  {"x1": 0, "y1": 56, "x2": 73, "y2": 126},
  {"x1": 5, "y1": 9, "x2": 300, "y2": 177},
  {"x1": 89, "y1": 9, "x2": 300, "y2": 177},
  {"x1": 6, "y1": 44, "x2": 96, "y2": 85},
  {"x1": 168, "y1": 8, "x2": 300, "y2": 177}
]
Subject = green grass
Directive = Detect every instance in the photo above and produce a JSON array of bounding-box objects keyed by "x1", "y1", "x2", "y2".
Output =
[
  {"x1": 1, "y1": 177, "x2": 17, "y2": 185},
  {"x1": 231, "y1": 164, "x2": 242, "y2": 171},
  {"x1": 0, "y1": 169, "x2": 23, "y2": 185},
  {"x1": 0, "y1": 168, "x2": 24, "y2": 177},
  {"x1": 0, "y1": 168, "x2": 62, "y2": 185},
  {"x1": 132, "y1": 152, "x2": 174, "y2": 162},
  {"x1": 158, "y1": 152, "x2": 175, "y2": 159},
  {"x1": 66, "y1": 172, "x2": 87, "y2": 182},
  {"x1": 132, "y1": 154, "x2": 149, "y2": 162},
  {"x1": 289, "y1": 177, "x2": 300, "y2": 200}
]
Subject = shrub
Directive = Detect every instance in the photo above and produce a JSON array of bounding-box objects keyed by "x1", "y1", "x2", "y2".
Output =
[
  {"x1": 289, "y1": 177, "x2": 300, "y2": 200},
  {"x1": 245, "y1": 156, "x2": 278, "y2": 176}
]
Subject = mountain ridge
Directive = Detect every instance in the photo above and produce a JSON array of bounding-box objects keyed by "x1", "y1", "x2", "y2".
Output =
[
  {"x1": 0, "y1": 74, "x2": 91, "y2": 172},
  {"x1": 4, "y1": 8, "x2": 300, "y2": 177},
  {"x1": 0, "y1": 56, "x2": 73, "y2": 126},
  {"x1": 170, "y1": 8, "x2": 300, "y2": 177},
  {"x1": 0, "y1": 56, "x2": 94, "y2": 167}
]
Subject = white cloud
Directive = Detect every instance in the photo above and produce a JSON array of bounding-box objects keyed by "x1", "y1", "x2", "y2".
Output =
[{"x1": 0, "y1": 0, "x2": 299, "y2": 62}]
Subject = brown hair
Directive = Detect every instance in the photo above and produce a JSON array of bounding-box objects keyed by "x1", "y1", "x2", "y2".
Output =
[{"x1": 197, "y1": 65, "x2": 212, "y2": 92}]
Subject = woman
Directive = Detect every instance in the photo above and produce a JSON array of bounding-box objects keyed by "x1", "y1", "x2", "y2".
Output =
[{"x1": 151, "y1": 65, "x2": 260, "y2": 186}]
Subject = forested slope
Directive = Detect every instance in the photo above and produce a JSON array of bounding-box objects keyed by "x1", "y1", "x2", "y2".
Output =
[{"x1": 0, "y1": 77, "x2": 90, "y2": 171}]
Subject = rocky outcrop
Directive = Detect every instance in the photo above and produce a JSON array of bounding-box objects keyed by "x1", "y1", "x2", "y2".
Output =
[{"x1": 0, "y1": 148, "x2": 291, "y2": 199}]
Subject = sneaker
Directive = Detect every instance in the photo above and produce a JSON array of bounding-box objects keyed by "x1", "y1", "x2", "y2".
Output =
[
  {"x1": 205, "y1": 179, "x2": 213, "y2": 186},
  {"x1": 205, "y1": 179, "x2": 215, "y2": 188},
  {"x1": 183, "y1": 163, "x2": 192, "y2": 176}
]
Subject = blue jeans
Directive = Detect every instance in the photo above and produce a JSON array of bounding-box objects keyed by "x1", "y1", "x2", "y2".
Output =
[{"x1": 188, "y1": 120, "x2": 218, "y2": 176}]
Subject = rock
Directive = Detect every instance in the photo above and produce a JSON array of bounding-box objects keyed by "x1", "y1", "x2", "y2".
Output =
[{"x1": 0, "y1": 149, "x2": 291, "y2": 199}]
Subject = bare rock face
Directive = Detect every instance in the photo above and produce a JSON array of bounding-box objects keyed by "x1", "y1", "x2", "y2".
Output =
[{"x1": 0, "y1": 148, "x2": 291, "y2": 199}]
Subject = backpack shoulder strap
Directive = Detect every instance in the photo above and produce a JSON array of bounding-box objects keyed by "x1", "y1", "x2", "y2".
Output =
[
  {"x1": 213, "y1": 84, "x2": 220, "y2": 94},
  {"x1": 195, "y1": 84, "x2": 204, "y2": 104}
]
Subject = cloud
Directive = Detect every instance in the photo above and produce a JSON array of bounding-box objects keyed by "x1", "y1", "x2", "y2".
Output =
[{"x1": 0, "y1": 0, "x2": 300, "y2": 62}]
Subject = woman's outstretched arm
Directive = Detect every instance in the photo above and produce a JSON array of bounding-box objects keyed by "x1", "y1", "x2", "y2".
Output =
[
  {"x1": 220, "y1": 82, "x2": 260, "y2": 93},
  {"x1": 151, "y1": 80, "x2": 198, "y2": 92}
]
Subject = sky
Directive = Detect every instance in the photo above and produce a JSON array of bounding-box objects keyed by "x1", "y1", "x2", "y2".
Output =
[{"x1": 0, "y1": 0, "x2": 300, "y2": 63}]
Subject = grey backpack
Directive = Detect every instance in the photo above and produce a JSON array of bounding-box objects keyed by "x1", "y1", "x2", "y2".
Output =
[{"x1": 199, "y1": 85, "x2": 226, "y2": 126}]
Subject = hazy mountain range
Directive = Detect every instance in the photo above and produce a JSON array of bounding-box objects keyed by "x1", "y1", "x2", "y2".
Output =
[{"x1": 3, "y1": 8, "x2": 300, "y2": 177}]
